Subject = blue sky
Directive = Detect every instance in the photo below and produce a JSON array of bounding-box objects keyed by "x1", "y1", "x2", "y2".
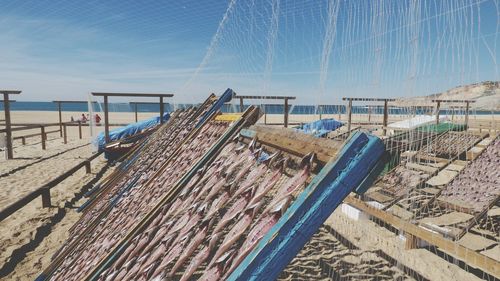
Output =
[{"x1": 0, "y1": 0, "x2": 498, "y2": 104}]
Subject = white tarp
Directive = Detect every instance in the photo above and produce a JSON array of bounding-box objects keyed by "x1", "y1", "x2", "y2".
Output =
[{"x1": 388, "y1": 115, "x2": 448, "y2": 130}]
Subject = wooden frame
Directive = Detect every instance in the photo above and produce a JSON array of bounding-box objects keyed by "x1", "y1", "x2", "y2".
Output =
[{"x1": 91, "y1": 92, "x2": 173, "y2": 143}]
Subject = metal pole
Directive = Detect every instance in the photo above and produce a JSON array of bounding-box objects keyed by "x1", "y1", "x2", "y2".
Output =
[
  {"x1": 104, "y1": 95, "x2": 110, "y2": 143},
  {"x1": 159, "y1": 97, "x2": 164, "y2": 124},
  {"x1": 284, "y1": 98, "x2": 289, "y2": 128},
  {"x1": 319, "y1": 105, "x2": 322, "y2": 120},
  {"x1": 239, "y1": 97, "x2": 244, "y2": 112},
  {"x1": 3, "y1": 93, "x2": 13, "y2": 159},
  {"x1": 58, "y1": 102, "x2": 63, "y2": 137}
]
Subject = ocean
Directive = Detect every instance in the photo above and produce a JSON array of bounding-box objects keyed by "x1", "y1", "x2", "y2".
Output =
[{"x1": 0, "y1": 101, "x2": 498, "y2": 115}]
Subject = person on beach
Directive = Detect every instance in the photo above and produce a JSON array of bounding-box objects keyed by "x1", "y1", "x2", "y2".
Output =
[
  {"x1": 81, "y1": 113, "x2": 88, "y2": 123},
  {"x1": 70, "y1": 116, "x2": 74, "y2": 122},
  {"x1": 95, "y1": 114, "x2": 101, "y2": 124}
]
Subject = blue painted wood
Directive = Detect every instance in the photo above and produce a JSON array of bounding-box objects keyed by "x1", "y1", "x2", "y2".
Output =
[
  {"x1": 240, "y1": 128, "x2": 257, "y2": 139},
  {"x1": 228, "y1": 131, "x2": 385, "y2": 281}
]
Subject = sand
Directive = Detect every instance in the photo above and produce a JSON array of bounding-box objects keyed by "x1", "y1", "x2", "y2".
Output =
[
  {"x1": 0, "y1": 110, "x2": 498, "y2": 280},
  {"x1": 325, "y1": 208, "x2": 482, "y2": 281},
  {"x1": 0, "y1": 111, "x2": 119, "y2": 280}
]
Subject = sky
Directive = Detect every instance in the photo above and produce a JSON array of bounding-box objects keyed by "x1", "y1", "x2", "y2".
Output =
[{"x1": 0, "y1": 0, "x2": 498, "y2": 104}]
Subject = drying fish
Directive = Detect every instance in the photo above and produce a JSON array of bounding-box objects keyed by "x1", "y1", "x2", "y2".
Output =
[
  {"x1": 178, "y1": 203, "x2": 207, "y2": 236},
  {"x1": 209, "y1": 204, "x2": 260, "y2": 267},
  {"x1": 178, "y1": 244, "x2": 211, "y2": 281},
  {"x1": 205, "y1": 186, "x2": 231, "y2": 220},
  {"x1": 204, "y1": 178, "x2": 229, "y2": 202},
  {"x1": 169, "y1": 209, "x2": 192, "y2": 234},
  {"x1": 248, "y1": 168, "x2": 283, "y2": 206},
  {"x1": 263, "y1": 155, "x2": 313, "y2": 214},
  {"x1": 212, "y1": 191, "x2": 252, "y2": 234},
  {"x1": 169, "y1": 220, "x2": 211, "y2": 276},
  {"x1": 149, "y1": 233, "x2": 191, "y2": 279},
  {"x1": 198, "y1": 250, "x2": 235, "y2": 281},
  {"x1": 224, "y1": 197, "x2": 290, "y2": 277}
]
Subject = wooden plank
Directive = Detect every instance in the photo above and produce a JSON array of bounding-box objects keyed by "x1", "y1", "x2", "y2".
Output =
[
  {"x1": 344, "y1": 196, "x2": 500, "y2": 277},
  {"x1": 0, "y1": 152, "x2": 102, "y2": 222},
  {"x1": 244, "y1": 125, "x2": 342, "y2": 164}
]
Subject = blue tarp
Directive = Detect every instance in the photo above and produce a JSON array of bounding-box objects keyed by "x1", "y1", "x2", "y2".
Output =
[
  {"x1": 296, "y1": 118, "x2": 343, "y2": 137},
  {"x1": 94, "y1": 113, "x2": 170, "y2": 151}
]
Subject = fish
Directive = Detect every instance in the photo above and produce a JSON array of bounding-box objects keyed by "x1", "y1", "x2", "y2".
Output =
[
  {"x1": 169, "y1": 211, "x2": 191, "y2": 234},
  {"x1": 169, "y1": 223, "x2": 209, "y2": 276},
  {"x1": 178, "y1": 245, "x2": 211, "y2": 281},
  {"x1": 178, "y1": 203, "x2": 207, "y2": 236},
  {"x1": 204, "y1": 187, "x2": 231, "y2": 220},
  {"x1": 262, "y1": 163, "x2": 311, "y2": 214},
  {"x1": 232, "y1": 162, "x2": 270, "y2": 199},
  {"x1": 212, "y1": 192, "x2": 252, "y2": 234},
  {"x1": 208, "y1": 204, "x2": 259, "y2": 267},
  {"x1": 150, "y1": 232, "x2": 191, "y2": 278},
  {"x1": 222, "y1": 198, "x2": 289, "y2": 278},
  {"x1": 248, "y1": 168, "x2": 283, "y2": 206},
  {"x1": 198, "y1": 250, "x2": 235, "y2": 281},
  {"x1": 204, "y1": 178, "x2": 229, "y2": 202}
]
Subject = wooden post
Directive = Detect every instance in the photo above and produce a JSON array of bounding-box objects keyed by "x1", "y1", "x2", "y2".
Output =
[
  {"x1": 284, "y1": 98, "x2": 289, "y2": 128},
  {"x1": 21, "y1": 137, "x2": 26, "y2": 145},
  {"x1": 383, "y1": 100, "x2": 388, "y2": 136},
  {"x1": 78, "y1": 121, "x2": 82, "y2": 139},
  {"x1": 104, "y1": 95, "x2": 110, "y2": 143},
  {"x1": 134, "y1": 103, "x2": 138, "y2": 122},
  {"x1": 239, "y1": 97, "x2": 244, "y2": 112},
  {"x1": 264, "y1": 105, "x2": 267, "y2": 125},
  {"x1": 319, "y1": 105, "x2": 323, "y2": 120},
  {"x1": 159, "y1": 97, "x2": 164, "y2": 124},
  {"x1": 405, "y1": 233, "x2": 418, "y2": 249},
  {"x1": 347, "y1": 99, "x2": 353, "y2": 133},
  {"x1": 41, "y1": 126, "x2": 46, "y2": 150},
  {"x1": 63, "y1": 124, "x2": 67, "y2": 144},
  {"x1": 3, "y1": 93, "x2": 13, "y2": 159},
  {"x1": 85, "y1": 161, "x2": 91, "y2": 174},
  {"x1": 57, "y1": 102, "x2": 63, "y2": 137},
  {"x1": 41, "y1": 188, "x2": 51, "y2": 208},
  {"x1": 435, "y1": 100, "x2": 441, "y2": 125},
  {"x1": 465, "y1": 101, "x2": 470, "y2": 127}
]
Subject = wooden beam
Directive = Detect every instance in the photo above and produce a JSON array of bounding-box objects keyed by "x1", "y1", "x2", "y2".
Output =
[
  {"x1": 103, "y1": 95, "x2": 109, "y2": 143},
  {"x1": 0, "y1": 152, "x2": 102, "y2": 222},
  {"x1": 78, "y1": 121, "x2": 82, "y2": 139},
  {"x1": 234, "y1": 94, "x2": 296, "y2": 100},
  {"x1": 347, "y1": 99, "x2": 353, "y2": 134},
  {"x1": 344, "y1": 196, "x2": 500, "y2": 277},
  {"x1": 91, "y1": 92, "x2": 173, "y2": 98},
  {"x1": 435, "y1": 100, "x2": 441, "y2": 125},
  {"x1": 284, "y1": 98, "x2": 289, "y2": 128},
  {"x1": 241, "y1": 125, "x2": 342, "y2": 164},
  {"x1": 56, "y1": 102, "x2": 63, "y2": 137},
  {"x1": 383, "y1": 100, "x2": 388, "y2": 136},
  {"x1": 41, "y1": 126, "x2": 46, "y2": 150},
  {"x1": 63, "y1": 124, "x2": 67, "y2": 144},
  {"x1": 159, "y1": 97, "x2": 164, "y2": 124},
  {"x1": 342, "y1": 97, "x2": 396, "y2": 102},
  {"x1": 134, "y1": 104, "x2": 138, "y2": 122},
  {"x1": 2, "y1": 93, "x2": 13, "y2": 159}
]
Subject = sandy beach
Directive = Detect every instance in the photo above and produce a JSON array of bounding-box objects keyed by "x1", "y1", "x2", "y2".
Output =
[{"x1": 0, "y1": 109, "x2": 498, "y2": 280}]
